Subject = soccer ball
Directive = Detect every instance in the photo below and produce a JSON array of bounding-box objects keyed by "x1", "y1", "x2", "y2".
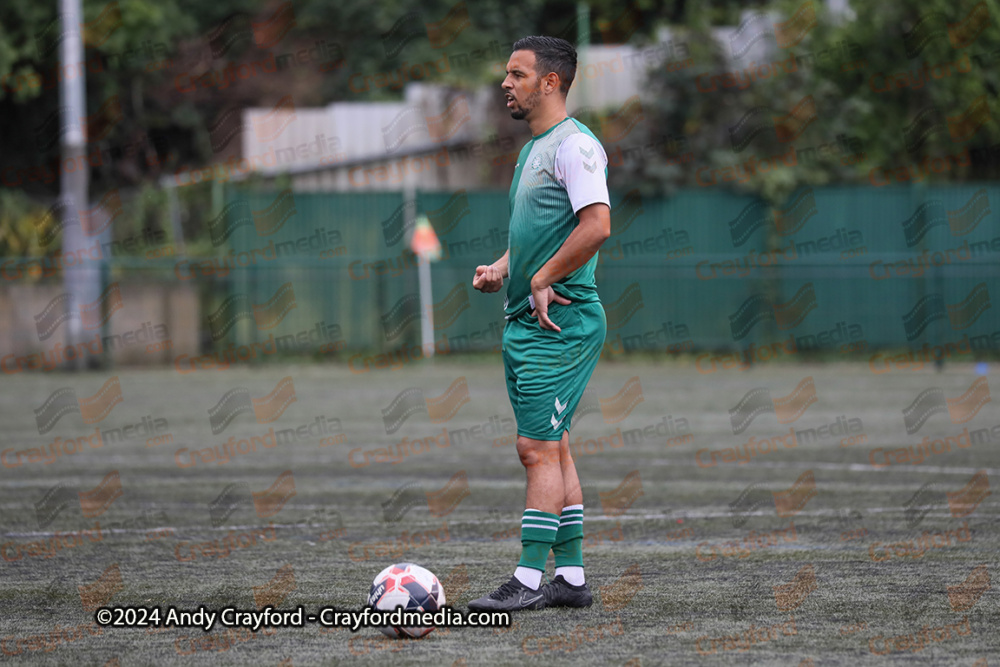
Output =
[{"x1": 367, "y1": 562, "x2": 446, "y2": 638}]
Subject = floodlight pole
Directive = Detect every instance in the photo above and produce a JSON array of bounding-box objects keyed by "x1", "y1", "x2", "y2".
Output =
[{"x1": 60, "y1": 0, "x2": 93, "y2": 370}]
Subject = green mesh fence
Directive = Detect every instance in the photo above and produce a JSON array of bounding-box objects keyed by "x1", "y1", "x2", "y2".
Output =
[{"x1": 206, "y1": 184, "x2": 999, "y2": 359}]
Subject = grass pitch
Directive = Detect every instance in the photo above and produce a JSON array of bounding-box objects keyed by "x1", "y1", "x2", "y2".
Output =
[{"x1": 1, "y1": 357, "x2": 997, "y2": 665}]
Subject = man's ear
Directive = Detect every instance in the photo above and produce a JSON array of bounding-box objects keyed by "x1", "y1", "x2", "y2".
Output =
[{"x1": 543, "y1": 71, "x2": 561, "y2": 94}]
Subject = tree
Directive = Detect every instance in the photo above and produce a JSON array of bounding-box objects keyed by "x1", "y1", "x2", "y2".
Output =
[{"x1": 625, "y1": 0, "x2": 1000, "y2": 202}]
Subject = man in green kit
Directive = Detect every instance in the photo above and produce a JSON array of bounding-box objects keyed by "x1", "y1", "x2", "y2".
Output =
[{"x1": 469, "y1": 36, "x2": 610, "y2": 612}]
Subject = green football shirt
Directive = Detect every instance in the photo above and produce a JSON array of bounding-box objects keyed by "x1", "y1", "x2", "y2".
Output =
[{"x1": 504, "y1": 117, "x2": 610, "y2": 320}]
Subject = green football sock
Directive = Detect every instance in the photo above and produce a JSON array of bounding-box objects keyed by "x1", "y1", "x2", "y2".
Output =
[
  {"x1": 517, "y1": 509, "x2": 559, "y2": 572},
  {"x1": 552, "y1": 504, "x2": 584, "y2": 568}
]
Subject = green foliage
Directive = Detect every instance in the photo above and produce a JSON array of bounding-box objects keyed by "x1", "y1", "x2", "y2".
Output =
[
  {"x1": 0, "y1": 189, "x2": 48, "y2": 259},
  {"x1": 629, "y1": 0, "x2": 1000, "y2": 203},
  {"x1": 4, "y1": 0, "x2": 999, "y2": 243}
]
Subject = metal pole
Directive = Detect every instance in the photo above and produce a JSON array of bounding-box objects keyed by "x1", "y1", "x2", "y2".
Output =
[
  {"x1": 576, "y1": 2, "x2": 590, "y2": 109},
  {"x1": 406, "y1": 188, "x2": 435, "y2": 357},
  {"x1": 418, "y1": 256, "x2": 435, "y2": 357},
  {"x1": 60, "y1": 0, "x2": 94, "y2": 370}
]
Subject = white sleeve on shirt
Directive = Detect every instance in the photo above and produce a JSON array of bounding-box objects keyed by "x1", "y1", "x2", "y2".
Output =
[{"x1": 553, "y1": 133, "x2": 610, "y2": 214}]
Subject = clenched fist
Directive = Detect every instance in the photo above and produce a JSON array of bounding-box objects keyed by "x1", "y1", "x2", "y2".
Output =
[{"x1": 472, "y1": 265, "x2": 504, "y2": 292}]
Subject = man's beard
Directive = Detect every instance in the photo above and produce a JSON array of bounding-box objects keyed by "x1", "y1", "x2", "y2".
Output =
[{"x1": 509, "y1": 88, "x2": 540, "y2": 120}]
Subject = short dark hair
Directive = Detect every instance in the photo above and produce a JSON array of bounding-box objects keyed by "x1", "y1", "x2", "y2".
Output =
[{"x1": 512, "y1": 36, "x2": 577, "y2": 95}]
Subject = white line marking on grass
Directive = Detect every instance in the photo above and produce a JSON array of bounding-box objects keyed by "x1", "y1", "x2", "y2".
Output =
[{"x1": 653, "y1": 460, "x2": 1000, "y2": 475}]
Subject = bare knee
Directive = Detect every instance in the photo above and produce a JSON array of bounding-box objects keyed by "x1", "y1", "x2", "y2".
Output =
[{"x1": 517, "y1": 437, "x2": 559, "y2": 468}]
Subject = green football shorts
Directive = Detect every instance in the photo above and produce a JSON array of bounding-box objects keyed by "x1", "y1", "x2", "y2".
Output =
[{"x1": 501, "y1": 299, "x2": 607, "y2": 441}]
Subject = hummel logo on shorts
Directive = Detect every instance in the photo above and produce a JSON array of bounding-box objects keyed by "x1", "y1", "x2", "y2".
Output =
[{"x1": 550, "y1": 396, "x2": 567, "y2": 430}]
